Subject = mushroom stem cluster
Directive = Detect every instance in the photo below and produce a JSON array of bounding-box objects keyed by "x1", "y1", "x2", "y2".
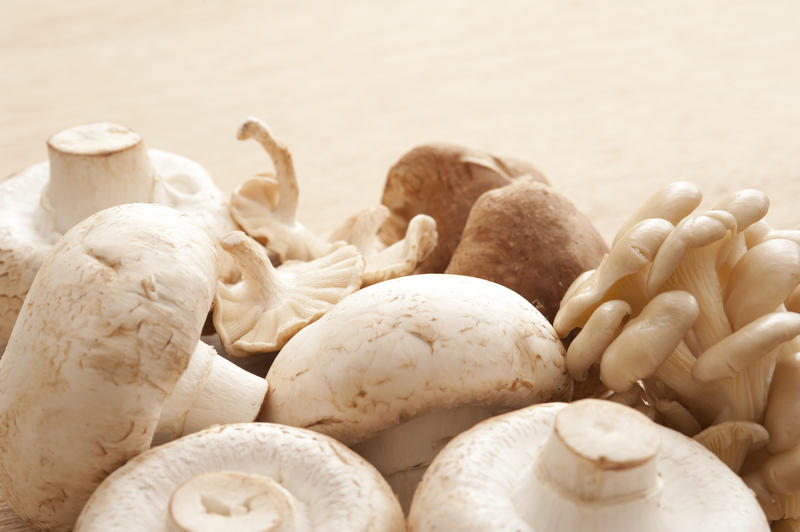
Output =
[{"x1": 554, "y1": 181, "x2": 800, "y2": 522}]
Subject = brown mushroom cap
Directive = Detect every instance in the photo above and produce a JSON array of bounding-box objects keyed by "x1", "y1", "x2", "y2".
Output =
[
  {"x1": 378, "y1": 143, "x2": 547, "y2": 273},
  {"x1": 446, "y1": 179, "x2": 607, "y2": 323}
]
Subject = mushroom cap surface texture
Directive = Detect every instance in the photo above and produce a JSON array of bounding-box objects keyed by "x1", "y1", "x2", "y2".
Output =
[
  {"x1": 75, "y1": 423, "x2": 405, "y2": 532},
  {"x1": 408, "y1": 400, "x2": 769, "y2": 531},
  {"x1": 0, "y1": 203, "x2": 218, "y2": 530},
  {"x1": 445, "y1": 179, "x2": 608, "y2": 322},
  {"x1": 262, "y1": 273, "x2": 572, "y2": 445},
  {"x1": 379, "y1": 143, "x2": 548, "y2": 273},
  {"x1": 0, "y1": 123, "x2": 235, "y2": 346}
]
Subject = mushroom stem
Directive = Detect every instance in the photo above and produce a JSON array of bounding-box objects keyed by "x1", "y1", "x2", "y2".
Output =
[
  {"x1": 765, "y1": 351, "x2": 800, "y2": 453},
  {"x1": 237, "y1": 117, "x2": 299, "y2": 224},
  {"x1": 168, "y1": 471, "x2": 309, "y2": 532},
  {"x1": 652, "y1": 341, "x2": 719, "y2": 425},
  {"x1": 351, "y1": 404, "x2": 496, "y2": 514},
  {"x1": 513, "y1": 400, "x2": 662, "y2": 531},
  {"x1": 43, "y1": 123, "x2": 156, "y2": 233},
  {"x1": 153, "y1": 342, "x2": 268, "y2": 446},
  {"x1": 219, "y1": 232, "x2": 285, "y2": 303}
]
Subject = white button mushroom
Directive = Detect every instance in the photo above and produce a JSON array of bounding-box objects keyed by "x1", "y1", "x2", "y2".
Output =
[
  {"x1": 408, "y1": 399, "x2": 769, "y2": 531},
  {"x1": 74, "y1": 423, "x2": 405, "y2": 532},
  {"x1": 0, "y1": 123, "x2": 236, "y2": 348},
  {"x1": 0, "y1": 204, "x2": 266, "y2": 531},
  {"x1": 261, "y1": 273, "x2": 572, "y2": 511}
]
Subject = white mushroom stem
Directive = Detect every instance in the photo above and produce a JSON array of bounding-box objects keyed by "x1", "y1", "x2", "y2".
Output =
[
  {"x1": 653, "y1": 399, "x2": 702, "y2": 436},
  {"x1": 168, "y1": 471, "x2": 309, "y2": 532},
  {"x1": 512, "y1": 400, "x2": 663, "y2": 531},
  {"x1": 43, "y1": 123, "x2": 156, "y2": 233},
  {"x1": 352, "y1": 405, "x2": 495, "y2": 514},
  {"x1": 153, "y1": 342, "x2": 268, "y2": 446}
]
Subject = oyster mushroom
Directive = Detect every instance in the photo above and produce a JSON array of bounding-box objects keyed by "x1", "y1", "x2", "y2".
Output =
[
  {"x1": 694, "y1": 421, "x2": 769, "y2": 473},
  {"x1": 0, "y1": 204, "x2": 266, "y2": 531},
  {"x1": 445, "y1": 179, "x2": 608, "y2": 323},
  {"x1": 0, "y1": 499, "x2": 35, "y2": 532},
  {"x1": 75, "y1": 423, "x2": 404, "y2": 531},
  {"x1": 765, "y1": 352, "x2": 800, "y2": 454},
  {"x1": 0, "y1": 122, "x2": 236, "y2": 348},
  {"x1": 378, "y1": 143, "x2": 547, "y2": 273},
  {"x1": 261, "y1": 274, "x2": 571, "y2": 512},
  {"x1": 408, "y1": 399, "x2": 768, "y2": 531},
  {"x1": 213, "y1": 231, "x2": 364, "y2": 357},
  {"x1": 612, "y1": 181, "x2": 703, "y2": 245}
]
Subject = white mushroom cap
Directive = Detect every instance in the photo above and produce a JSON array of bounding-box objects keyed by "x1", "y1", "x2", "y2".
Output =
[
  {"x1": 0, "y1": 122, "x2": 235, "y2": 346},
  {"x1": 75, "y1": 423, "x2": 405, "y2": 532},
  {"x1": 0, "y1": 204, "x2": 243, "y2": 530},
  {"x1": 213, "y1": 231, "x2": 364, "y2": 357},
  {"x1": 408, "y1": 399, "x2": 768, "y2": 531},
  {"x1": 262, "y1": 273, "x2": 571, "y2": 510}
]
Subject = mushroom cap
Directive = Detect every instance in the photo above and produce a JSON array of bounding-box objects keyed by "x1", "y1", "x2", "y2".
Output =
[
  {"x1": 378, "y1": 143, "x2": 547, "y2": 273},
  {"x1": 408, "y1": 400, "x2": 768, "y2": 531},
  {"x1": 75, "y1": 423, "x2": 405, "y2": 532},
  {"x1": 693, "y1": 421, "x2": 769, "y2": 473},
  {"x1": 262, "y1": 273, "x2": 571, "y2": 445},
  {"x1": 0, "y1": 203, "x2": 218, "y2": 530},
  {"x1": 0, "y1": 124, "x2": 235, "y2": 345},
  {"x1": 445, "y1": 179, "x2": 608, "y2": 323}
]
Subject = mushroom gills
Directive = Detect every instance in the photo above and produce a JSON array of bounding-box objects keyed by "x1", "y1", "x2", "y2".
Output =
[{"x1": 351, "y1": 404, "x2": 498, "y2": 513}]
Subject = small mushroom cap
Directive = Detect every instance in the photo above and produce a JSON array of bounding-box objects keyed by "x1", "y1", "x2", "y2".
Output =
[
  {"x1": 566, "y1": 299, "x2": 631, "y2": 381},
  {"x1": 75, "y1": 424, "x2": 405, "y2": 532},
  {"x1": 445, "y1": 179, "x2": 608, "y2": 323},
  {"x1": 0, "y1": 203, "x2": 218, "y2": 530},
  {"x1": 408, "y1": 400, "x2": 768, "y2": 531},
  {"x1": 262, "y1": 274, "x2": 571, "y2": 445},
  {"x1": 693, "y1": 421, "x2": 769, "y2": 473},
  {"x1": 379, "y1": 143, "x2": 547, "y2": 273}
]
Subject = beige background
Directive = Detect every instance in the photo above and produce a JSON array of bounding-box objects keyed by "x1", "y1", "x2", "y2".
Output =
[{"x1": 2, "y1": 1, "x2": 800, "y2": 528}]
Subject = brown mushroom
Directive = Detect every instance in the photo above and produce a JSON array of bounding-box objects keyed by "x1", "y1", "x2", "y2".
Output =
[
  {"x1": 445, "y1": 179, "x2": 607, "y2": 322},
  {"x1": 378, "y1": 143, "x2": 547, "y2": 273}
]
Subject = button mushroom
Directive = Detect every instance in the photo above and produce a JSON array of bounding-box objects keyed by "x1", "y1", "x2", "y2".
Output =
[
  {"x1": 445, "y1": 178, "x2": 608, "y2": 323},
  {"x1": 261, "y1": 273, "x2": 572, "y2": 511},
  {"x1": 0, "y1": 122, "x2": 236, "y2": 348},
  {"x1": 378, "y1": 143, "x2": 548, "y2": 273},
  {"x1": 408, "y1": 399, "x2": 769, "y2": 531},
  {"x1": 75, "y1": 423, "x2": 405, "y2": 531},
  {"x1": 0, "y1": 204, "x2": 266, "y2": 531}
]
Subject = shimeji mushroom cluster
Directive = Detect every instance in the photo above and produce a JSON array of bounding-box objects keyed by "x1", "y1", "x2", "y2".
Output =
[
  {"x1": 0, "y1": 118, "x2": 786, "y2": 531},
  {"x1": 554, "y1": 181, "x2": 800, "y2": 524}
]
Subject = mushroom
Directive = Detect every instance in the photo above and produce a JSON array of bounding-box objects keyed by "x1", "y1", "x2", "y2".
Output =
[
  {"x1": 261, "y1": 273, "x2": 572, "y2": 512},
  {"x1": 407, "y1": 399, "x2": 768, "y2": 531},
  {"x1": 612, "y1": 181, "x2": 703, "y2": 245},
  {"x1": 75, "y1": 423, "x2": 405, "y2": 531},
  {"x1": 0, "y1": 122, "x2": 236, "y2": 348},
  {"x1": 0, "y1": 499, "x2": 35, "y2": 532},
  {"x1": 773, "y1": 519, "x2": 800, "y2": 532},
  {"x1": 378, "y1": 143, "x2": 548, "y2": 273},
  {"x1": 213, "y1": 231, "x2": 365, "y2": 357},
  {"x1": 764, "y1": 351, "x2": 800, "y2": 454},
  {"x1": 445, "y1": 179, "x2": 608, "y2": 323},
  {"x1": 693, "y1": 421, "x2": 769, "y2": 473},
  {"x1": 745, "y1": 444, "x2": 800, "y2": 522},
  {"x1": 0, "y1": 204, "x2": 266, "y2": 531}
]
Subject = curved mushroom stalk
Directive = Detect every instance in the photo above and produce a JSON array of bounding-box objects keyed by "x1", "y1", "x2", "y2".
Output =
[
  {"x1": 153, "y1": 341, "x2": 268, "y2": 446},
  {"x1": 408, "y1": 400, "x2": 768, "y2": 531},
  {"x1": 554, "y1": 218, "x2": 674, "y2": 337},
  {"x1": 230, "y1": 118, "x2": 331, "y2": 262},
  {"x1": 694, "y1": 421, "x2": 769, "y2": 473},
  {"x1": 746, "y1": 445, "x2": 800, "y2": 522},
  {"x1": 0, "y1": 204, "x2": 219, "y2": 530},
  {"x1": 213, "y1": 231, "x2": 364, "y2": 357},
  {"x1": 653, "y1": 399, "x2": 703, "y2": 436},
  {"x1": 75, "y1": 424, "x2": 405, "y2": 532}
]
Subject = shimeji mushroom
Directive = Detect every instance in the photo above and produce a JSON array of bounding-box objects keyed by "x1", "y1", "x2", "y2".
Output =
[
  {"x1": 0, "y1": 204, "x2": 267, "y2": 531},
  {"x1": 213, "y1": 231, "x2": 365, "y2": 357},
  {"x1": 378, "y1": 143, "x2": 548, "y2": 273},
  {"x1": 261, "y1": 274, "x2": 572, "y2": 512},
  {"x1": 0, "y1": 122, "x2": 236, "y2": 349},
  {"x1": 445, "y1": 179, "x2": 608, "y2": 323},
  {"x1": 407, "y1": 399, "x2": 768, "y2": 531},
  {"x1": 74, "y1": 423, "x2": 404, "y2": 531}
]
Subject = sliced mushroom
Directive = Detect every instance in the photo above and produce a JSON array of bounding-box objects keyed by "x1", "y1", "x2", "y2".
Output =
[
  {"x1": 445, "y1": 179, "x2": 608, "y2": 323},
  {"x1": 261, "y1": 273, "x2": 571, "y2": 512},
  {"x1": 213, "y1": 231, "x2": 364, "y2": 357},
  {"x1": 75, "y1": 423, "x2": 404, "y2": 531},
  {"x1": 0, "y1": 122, "x2": 236, "y2": 347},
  {"x1": 408, "y1": 399, "x2": 768, "y2": 531},
  {"x1": 0, "y1": 204, "x2": 266, "y2": 531},
  {"x1": 378, "y1": 143, "x2": 547, "y2": 273}
]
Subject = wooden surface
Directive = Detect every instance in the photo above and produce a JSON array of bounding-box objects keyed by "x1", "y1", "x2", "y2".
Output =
[{"x1": 2, "y1": 1, "x2": 800, "y2": 528}]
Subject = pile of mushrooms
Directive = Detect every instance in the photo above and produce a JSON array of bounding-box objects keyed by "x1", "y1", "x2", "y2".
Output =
[{"x1": 554, "y1": 181, "x2": 800, "y2": 523}]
